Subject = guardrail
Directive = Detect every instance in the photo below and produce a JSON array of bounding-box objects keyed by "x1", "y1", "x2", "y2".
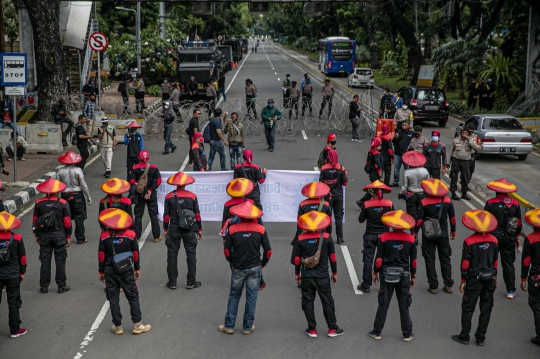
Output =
[
  {"x1": 510, "y1": 192, "x2": 539, "y2": 211},
  {"x1": 518, "y1": 117, "x2": 540, "y2": 133}
]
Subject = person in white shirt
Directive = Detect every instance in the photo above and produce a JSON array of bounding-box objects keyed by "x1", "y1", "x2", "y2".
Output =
[{"x1": 7, "y1": 131, "x2": 27, "y2": 161}]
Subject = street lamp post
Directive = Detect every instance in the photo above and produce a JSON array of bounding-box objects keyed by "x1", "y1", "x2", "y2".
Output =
[{"x1": 116, "y1": 4, "x2": 141, "y2": 74}]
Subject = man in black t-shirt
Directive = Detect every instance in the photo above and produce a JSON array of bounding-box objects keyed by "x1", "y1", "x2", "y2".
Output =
[
  {"x1": 187, "y1": 109, "x2": 201, "y2": 165},
  {"x1": 74, "y1": 115, "x2": 92, "y2": 171},
  {"x1": 217, "y1": 74, "x2": 227, "y2": 102},
  {"x1": 349, "y1": 95, "x2": 362, "y2": 142}
]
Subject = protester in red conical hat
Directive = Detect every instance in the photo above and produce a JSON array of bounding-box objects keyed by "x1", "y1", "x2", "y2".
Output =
[
  {"x1": 378, "y1": 124, "x2": 394, "y2": 185},
  {"x1": 521, "y1": 208, "x2": 540, "y2": 346},
  {"x1": 233, "y1": 149, "x2": 267, "y2": 210},
  {"x1": 400, "y1": 151, "x2": 429, "y2": 221},
  {"x1": 99, "y1": 178, "x2": 133, "y2": 231}
]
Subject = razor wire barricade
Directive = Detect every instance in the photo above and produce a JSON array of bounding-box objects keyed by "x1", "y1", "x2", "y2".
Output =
[{"x1": 105, "y1": 97, "x2": 378, "y2": 141}]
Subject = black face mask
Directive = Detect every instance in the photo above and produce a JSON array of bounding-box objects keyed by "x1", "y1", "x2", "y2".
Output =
[
  {"x1": 131, "y1": 129, "x2": 137, "y2": 133},
  {"x1": 330, "y1": 140, "x2": 336, "y2": 145}
]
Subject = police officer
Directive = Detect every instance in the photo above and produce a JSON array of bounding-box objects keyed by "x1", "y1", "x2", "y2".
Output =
[
  {"x1": 452, "y1": 209, "x2": 499, "y2": 346},
  {"x1": 521, "y1": 209, "x2": 540, "y2": 347},
  {"x1": 483, "y1": 178, "x2": 522, "y2": 299},
  {"x1": 413, "y1": 179, "x2": 456, "y2": 294},
  {"x1": 124, "y1": 121, "x2": 144, "y2": 177},
  {"x1": 301, "y1": 77, "x2": 313, "y2": 117},
  {"x1": 128, "y1": 150, "x2": 162, "y2": 242},
  {"x1": 57, "y1": 151, "x2": 92, "y2": 245},
  {"x1": 448, "y1": 127, "x2": 479, "y2": 201},
  {"x1": 98, "y1": 178, "x2": 133, "y2": 231},
  {"x1": 233, "y1": 149, "x2": 267, "y2": 210},
  {"x1": 0, "y1": 212, "x2": 27, "y2": 338},
  {"x1": 289, "y1": 81, "x2": 301, "y2": 119},
  {"x1": 292, "y1": 211, "x2": 344, "y2": 338},
  {"x1": 478, "y1": 79, "x2": 487, "y2": 110},
  {"x1": 319, "y1": 149, "x2": 348, "y2": 244},
  {"x1": 466, "y1": 78, "x2": 479, "y2": 109},
  {"x1": 163, "y1": 172, "x2": 203, "y2": 290},
  {"x1": 423, "y1": 130, "x2": 447, "y2": 179},
  {"x1": 319, "y1": 79, "x2": 334, "y2": 118},
  {"x1": 98, "y1": 208, "x2": 151, "y2": 335},
  {"x1": 33, "y1": 178, "x2": 72, "y2": 294},
  {"x1": 466, "y1": 123, "x2": 480, "y2": 179},
  {"x1": 379, "y1": 124, "x2": 394, "y2": 185},
  {"x1": 400, "y1": 151, "x2": 429, "y2": 221},
  {"x1": 368, "y1": 210, "x2": 417, "y2": 342},
  {"x1": 357, "y1": 181, "x2": 394, "y2": 293}
]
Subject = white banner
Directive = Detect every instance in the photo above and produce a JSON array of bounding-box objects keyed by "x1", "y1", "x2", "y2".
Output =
[{"x1": 157, "y1": 170, "x2": 332, "y2": 222}]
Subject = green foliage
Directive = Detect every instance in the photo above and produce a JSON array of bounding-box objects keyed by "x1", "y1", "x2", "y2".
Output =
[
  {"x1": 381, "y1": 60, "x2": 400, "y2": 77},
  {"x1": 356, "y1": 45, "x2": 370, "y2": 66},
  {"x1": 3, "y1": 0, "x2": 18, "y2": 48},
  {"x1": 439, "y1": 67, "x2": 457, "y2": 92},
  {"x1": 448, "y1": 100, "x2": 474, "y2": 118},
  {"x1": 431, "y1": 38, "x2": 487, "y2": 74},
  {"x1": 479, "y1": 54, "x2": 522, "y2": 90},
  {"x1": 145, "y1": 85, "x2": 161, "y2": 97}
]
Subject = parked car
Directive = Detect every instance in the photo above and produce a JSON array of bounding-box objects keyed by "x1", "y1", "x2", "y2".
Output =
[
  {"x1": 398, "y1": 86, "x2": 449, "y2": 127},
  {"x1": 454, "y1": 114, "x2": 532, "y2": 161},
  {"x1": 347, "y1": 68, "x2": 374, "y2": 89}
]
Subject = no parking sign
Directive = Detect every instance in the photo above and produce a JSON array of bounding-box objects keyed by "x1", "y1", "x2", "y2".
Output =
[{"x1": 88, "y1": 32, "x2": 108, "y2": 53}]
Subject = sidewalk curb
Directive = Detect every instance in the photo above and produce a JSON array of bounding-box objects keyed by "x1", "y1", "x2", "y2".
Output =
[{"x1": 3, "y1": 144, "x2": 99, "y2": 214}]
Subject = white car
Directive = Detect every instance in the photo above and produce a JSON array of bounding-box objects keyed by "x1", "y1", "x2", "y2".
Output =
[{"x1": 348, "y1": 68, "x2": 374, "y2": 89}]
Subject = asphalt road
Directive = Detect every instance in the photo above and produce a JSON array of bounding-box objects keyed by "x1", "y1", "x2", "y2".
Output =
[{"x1": 0, "y1": 42, "x2": 538, "y2": 359}]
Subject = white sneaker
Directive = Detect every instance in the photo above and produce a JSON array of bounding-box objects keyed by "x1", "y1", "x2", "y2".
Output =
[{"x1": 351, "y1": 138, "x2": 355, "y2": 141}]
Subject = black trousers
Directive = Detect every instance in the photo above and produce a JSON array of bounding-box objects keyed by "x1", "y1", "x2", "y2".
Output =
[
  {"x1": 426, "y1": 167, "x2": 441, "y2": 179},
  {"x1": 246, "y1": 96, "x2": 257, "y2": 118},
  {"x1": 449, "y1": 158, "x2": 470, "y2": 193},
  {"x1": 302, "y1": 95, "x2": 312, "y2": 115},
  {"x1": 372, "y1": 274, "x2": 413, "y2": 337},
  {"x1": 122, "y1": 96, "x2": 129, "y2": 113},
  {"x1": 61, "y1": 192, "x2": 87, "y2": 242},
  {"x1": 467, "y1": 97, "x2": 477, "y2": 109},
  {"x1": 206, "y1": 96, "x2": 215, "y2": 115},
  {"x1": 162, "y1": 93, "x2": 170, "y2": 101},
  {"x1": 493, "y1": 232, "x2": 516, "y2": 292},
  {"x1": 459, "y1": 277, "x2": 496, "y2": 341},
  {"x1": 105, "y1": 270, "x2": 142, "y2": 326},
  {"x1": 319, "y1": 97, "x2": 333, "y2": 116},
  {"x1": 0, "y1": 277, "x2": 22, "y2": 334},
  {"x1": 166, "y1": 230, "x2": 198, "y2": 283},
  {"x1": 405, "y1": 192, "x2": 426, "y2": 222},
  {"x1": 126, "y1": 156, "x2": 139, "y2": 177},
  {"x1": 328, "y1": 196, "x2": 343, "y2": 239},
  {"x1": 528, "y1": 277, "x2": 540, "y2": 338},
  {"x1": 135, "y1": 92, "x2": 145, "y2": 112},
  {"x1": 382, "y1": 161, "x2": 392, "y2": 185},
  {"x1": 188, "y1": 138, "x2": 194, "y2": 164},
  {"x1": 360, "y1": 232, "x2": 379, "y2": 290},
  {"x1": 38, "y1": 237, "x2": 67, "y2": 288},
  {"x1": 76, "y1": 146, "x2": 89, "y2": 171},
  {"x1": 134, "y1": 194, "x2": 160, "y2": 240},
  {"x1": 6, "y1": 146, "x2": 26, "y2": 159},
  {"x1": 55, "y1": 118, "x2": 74, "y2": 145},
  {"x1": 289, "y1": 97, "x2": 299, "y2": 118},
  {"x1": 469, "y1": 153, "x2": 477, "y2": 177},
  {"x1": 421, "y1": 233, "x2": 453, "y2": 289},
  {"x1": 301, "y1": 277, "x2": 338, "y2": 330}
]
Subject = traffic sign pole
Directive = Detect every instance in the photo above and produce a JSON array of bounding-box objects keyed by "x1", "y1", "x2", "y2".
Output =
[{"x1": 12, "y1": 96, "x2": 17, "y2": 183}]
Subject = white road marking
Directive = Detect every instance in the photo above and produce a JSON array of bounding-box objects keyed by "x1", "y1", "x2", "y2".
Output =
[
  {"x1": 74, "y1": 222, "x2": 152, "y2": 358},
  {"x1": 313, "y1": 167, "x2": 319, "y2": 171},
  {"x1": 301, "y1": 130, "x2": 308, "y2": 140},
  {"x1": 440, "y1": 175, "x2": 477, "y2": 210},
  {"x1": 277, "y1": 78, "x2": 280, "y2": 81},
  {"x1": 340, "y1": 246, "x2": 363, "y2": 295},
  {"x1": 84, "y1": 152, "x2": 102, "y2": 168},
  {"x1": 17, "y1": 204, "x2": 34, "y2": 218},
  {"x1": 179, "y1": 154, "x2": 190, "y2": 171}
]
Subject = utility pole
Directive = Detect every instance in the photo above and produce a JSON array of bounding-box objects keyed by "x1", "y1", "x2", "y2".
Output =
[
  {"x1": 415, "y1": 0, "x2": 418, "y2": 37},
  {"x1": 136, "y1": 2, "x2": 141, "y2": 73},
  {"x1": 0, "y1": 0, "x2": 5, "y2": 53},
  {"x1": 159, "y1": 2, "x2": 166, "y2": 39}
]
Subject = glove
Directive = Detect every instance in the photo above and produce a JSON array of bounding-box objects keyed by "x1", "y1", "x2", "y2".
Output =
[{"x1": 87, "y1": 198, "x2": 92, "y2": 205}]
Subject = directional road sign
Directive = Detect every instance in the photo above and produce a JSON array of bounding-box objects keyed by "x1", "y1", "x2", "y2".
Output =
[
  {"x1": 1, "y1": 53, "x2": 27, "y2": 86},
  {"x1": 89, "y1": 32, "x2": 109, "y2": 53}
]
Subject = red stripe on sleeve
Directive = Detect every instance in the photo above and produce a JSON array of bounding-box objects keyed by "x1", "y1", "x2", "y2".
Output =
[
  {"x1": 20, "y1": 255, "x2": 27, "y2": 266},
  {"x1": 156, "y1": 177, "x2": 162, "y2": 187},
  {"x1": 330, "y1": 253, "x2": 337, "y2": 263},
  {"x1": 133, "y1": 251, "x2": 139, "y2": 262},
  {"x1": 164, "y1": 215, "x2": 170, "y2": 224},
  {"x1": 294, "y1": 256, "x2": 300, "y2": 266},
  {"x1": 129, "y1": 179, "x2": 136, "y2": 185},
  {"x1": 451, "y1": 217, "x2": 456, "y2": 225},
  {"x1": 461, "y1": 259, "x2": 469, "y2": 271},
  {"x1": 524, "y1": 256, "x2": 531, "y2": 267},
  {"x1": 224, "y1": 249, "x2": 230, "y2": 258},
  {"x1": 98, "y1": 251, "x2": 105, "y2": 262},
  {"x1": 266, "y1": 250, "x2": 272, "y2": 259},
  {"x1": 375, "y1": 258, "x2": 382, "y2": 269},
  {"x1": 412, "y1": 259, "x2": 417, "y2": 269},
  {"x1": 195, "y1": 213, "x2": 201, "y2": 221},
  {"x1": 63, "y1": 216, "x2": 72, "y2": 228}
]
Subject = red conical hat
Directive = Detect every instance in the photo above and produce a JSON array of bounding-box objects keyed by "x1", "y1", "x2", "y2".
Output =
[
  {"x1": 226, "y1": 178, "x2": 254, "y2": 198},
  {"x1": 98, "y1": 208, "x2": 133, "y2": 230},
  {"x1": 486, "y1": 178, "x2": 517, "y2": 193},
  {"x1": 421, "y1": 178, "x2": 449, "y2": 197},
  {"x1": 461, "y1": 210, "x2": 497, "y2": 233},
  {"x1": 402, "y1": 151, "x2": 426, "y2": 167},
  {"x1": 58, "y1": 151, "x2": 82, "y2": 165},
  {"x1": 101, "y1": 178, "x2": 130, "y2": 195},
  {"x1": 381, "y1": 210, "x2": 415, "y2": 230},
  {"x1": 297, "y1": 211, "x2": 332, "y2": 232},
  {"x1": 363, "y1": 180, "x2": 391, "y2": 193},
  {"x1": 167, "y1": 172, "x2": 195, "y2": 186},
  {"x1": 36, "y1": 178, "x2": 66, "y2": 194},
  {"x1": 524, "y1": 209, "x2": 540, "y2": 229},
  {"x1": 301, "y1": 182, "x2": 330, "y2": 199},
  {"x1": 126, "y1": 121, "x2": 142, "y2": 128},
  {"x1": 0, "y1": 211, "x2": 21, "y2": 231},
  {"x1": 229, "y1": 201, "x2": 263, "y2": 219}
]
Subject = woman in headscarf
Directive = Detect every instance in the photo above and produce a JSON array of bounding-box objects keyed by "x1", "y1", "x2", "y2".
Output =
[
  {"x1": 233, "y1": 149, "x2": 266, "y2": 210},
  {"x1": 191, "y1": 132, "x2": 208, "y2": 172},
  {"x1": 379, "y1": 124, "x2": 394, "y2": 185}
]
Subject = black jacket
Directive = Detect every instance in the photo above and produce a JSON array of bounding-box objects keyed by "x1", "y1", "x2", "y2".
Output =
[
  {"x1": 484, "y1": 195, "x2": 522, "y2": 235},
  {"x1": 0, "y1": 232, "x2": 26, "y2": 279},
  {"x1": 359, "y1": 198, "x2": 394, "y2": 234},
  {"x1": 128, "y1": 162, "x2": 162, "y2": 197},
  {"x1": 98, "y1": 196, "x2": 133, "y2": 230},
  {"x1": 460, "y1": 233, "x2": 498, "y2": 282},
  {"x1": 392, "y1": 129, "x2": 414, "y2": 156},
  {"x1": 414, "y1": 196, "x2": 456, "y2": 234},
  {"x1": 233, "y1": 162, "x2": 266, "y2": 197},
  {"x1": 319, "y1": 163, "x2": 348, "y2": 199},
  {"x1": 224, "y1": 219, "x2": 271, "y2": 270},
  {"x1": 374, "y1": 231, "x2": 417, "y2": 277},
  {"x1": 98, "y1": 229, "x2": 140, "y2": 274},
  {"x1": 522, "y1": 230, "x2": 540, "y2": 278},
  {"x1": 33, "y1": 195, "x2": 72, "y2": 239},
  {"x1": 163, "y1": 189, "x2": 202, "y2": 233},
  {"x1": 293, "y1": 232, "x2": 337, "y2": 278}
]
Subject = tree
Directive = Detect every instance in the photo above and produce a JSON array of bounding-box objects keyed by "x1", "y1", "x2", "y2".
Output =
[
  {"x1": 3, "y1": 0, "x2": 18, "y2": 52},
  {"x1": 21, "y1": 0, "x2": 66, "y2": 122},
  {"x1": 479, "y1": 54, "x2": 522, "y2": 90}
]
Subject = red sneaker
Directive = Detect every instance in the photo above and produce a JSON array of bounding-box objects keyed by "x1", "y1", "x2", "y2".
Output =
[
  {"x1": 11, "y1": 328, "x2": 27, "y2": 338},
  {"x1": 305, "y1": 328, "x2": 318, "y2": 338},
  {"x1": 328, "y1": 327, "x2": 344, "y2": 337}
]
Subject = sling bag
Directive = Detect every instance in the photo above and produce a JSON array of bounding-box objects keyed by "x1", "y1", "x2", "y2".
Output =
[
  {"x1": 135, "y1": 164, "x2": 151, "y2": 194},
  {"x1": 0, "y1": 233, "x2": 14, "y2": 265},
  {"x1": 174, "y1": 191, "x2": 196, "y2": 230},
  {"x1": 33, "y1": 197, "x2": 61, "y2": 232},
  {"x1": 500, "y1": 199, "x2": 518, "y2": 235},
  {"x1": 382, "y1": 266, "x2": 405, "y2": 283},
  {"x1": 111, "y1": 233, "x2": 134, "y2": 274},
  {"x1": 301, "y1": 231, "x2": 325, "y2": 269},
  {"x1": 422, "y1": 197, "x2": 445, "y2": 240}
]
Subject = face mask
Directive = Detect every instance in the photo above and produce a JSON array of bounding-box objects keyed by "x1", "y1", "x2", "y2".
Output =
[
  {"x1": 402, "y1": 106, "x2": 408, "y2": 110},
  {"x1": 267, "y1": 103, "x2": 274, "y2": 108},
  {"x1": 354, "y1": 99, "x2": 359, "y2": 103},
  {"x1": 330, "y1": 140, "x2": 336, "y2": 145},
  {"x1": 415, "y1": 132, "x2": 421, "y2": 138},
  {"x1": 131, "y1": 129, "x2": 137, "y2": 133},
  {"x1": 432, "y1": 136, "x2": 439, "y2": 142},
  {"x1": 164, "y1": 80, "x2": 168, "y2": 83}
]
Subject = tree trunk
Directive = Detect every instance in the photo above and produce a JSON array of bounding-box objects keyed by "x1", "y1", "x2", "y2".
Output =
[
  {"x1": 383, "y1": 2, "x2": 426, "y2": 85},
  {"x1": 358, "y1": 16, "x2": 379, "y2": 69},
  {"x1": 0, "y1": 0, "x2": 5, "y2": 53},
  {"x1": 370, "y1": 49, "x2": 380, "y2": 69},
  {"x1": 389, "y1": 24, "x2": 397, "y2": 52},
  {"x1": 423, "y1": 36, "x2": 434, "y2": 60},
  {"x1": 457, "y1": 67, "x2": 465, "y2": 99},
  {"x1": 21, "y1": 0, "x2": 66, "y2": 122}
]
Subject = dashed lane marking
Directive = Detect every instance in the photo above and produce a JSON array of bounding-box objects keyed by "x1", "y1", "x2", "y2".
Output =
[{"x1": 302, "y1": 130, "x2": 308, "y2": 140}]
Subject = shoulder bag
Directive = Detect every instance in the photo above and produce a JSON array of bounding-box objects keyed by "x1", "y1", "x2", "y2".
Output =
[
  {"x1": 500, "y1": 199, "x2": 518, "y2": 235},
  {"x1": 0, "y1": 233, "x2": 14, "y2": 265},
  {"x1": 174, "y1": 191, "x2": 196, "y2": 230},
  {"x1": 33, "y1": 197, "x2": 61, "y2": 232},
  {"x1": 110, "y1": 233, "x2": 134, "y2": 274},
  {"x1": 301, "y1": 231, "x2": 325, "y2": 269},
  {"x1": 135, "y1": 164, "x2": 151, "y2": 194},
  {"x1": 422, "y1": 197, "x2": 445, "y2": 239}
]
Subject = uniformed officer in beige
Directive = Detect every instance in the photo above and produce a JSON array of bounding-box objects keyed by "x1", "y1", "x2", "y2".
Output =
[
  {"x1": 97, "y1": 117, "x2": 116, "y2": 178},
  {"x1": 448, "y1": 127, "x2": 479, "y2": 201},
  {"x1": 319, "y1": 79, "x2": 335, "y2": 118}
]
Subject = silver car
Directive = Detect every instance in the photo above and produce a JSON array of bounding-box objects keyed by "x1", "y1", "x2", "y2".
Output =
[
  {"x1": 455, "y1": 114, "x2": 532, "y2": 161},
  {"x1": 347, "y1": 68, "x2": 374, "y2": 89}
]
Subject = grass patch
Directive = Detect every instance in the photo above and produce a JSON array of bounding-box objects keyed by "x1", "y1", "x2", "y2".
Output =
[
  {"x1": 372, "y1": 70, "x2": 409, "y2": 91},
  {"x1": 282, "y1": 44, "x2": 318, "y2": 61}
]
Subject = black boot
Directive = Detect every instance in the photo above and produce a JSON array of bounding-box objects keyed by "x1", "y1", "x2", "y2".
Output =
[
  {"x1": 461, "y1": 192, "x2": 472, "y2": 200},
  {"x1": 451, "y1": 191, "x2": 461, "y2": 201}
]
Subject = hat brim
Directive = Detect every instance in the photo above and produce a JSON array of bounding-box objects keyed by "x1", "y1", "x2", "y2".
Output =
[
  {"x1": 461, "y1": 210, "x2": 497, "y2": 233},
  {"x1": 36, "y1": 179, "x2": 67, "y2": 194},
  {"x1": 421, "y1": 179, "x2": 449, "y2": 197},
  {"x1": 301, "y1": 182, "x2": 330, "y2": 198},
  {"x1": 230, "y1": 202, "x2": 263, "y2": 219},
  {"x1": 126, "y1": 121, "x2": 143, "y2": 129},
  {"x1": 99, "y1": 208, "x2": 133, "y2": 230},
  {"x1": 226, "y1": 178, "x2": 255, "y2": 198},
  {"x1": 381, "y1": 210, "x2": 415, "y2": 230},
  {"x1": 58, "y1": 152, "x2": 83, "y2": 165},
  {"x1": 363, "y1": 180, "x2": 392, "y2": 193},
  {"x1": 297, "y1": 211, "x2": 332, "y2": 231},
  {"x1": 167, "y1": 172, "x2": 195, "y2": 186},
  {"x1": 101, "y1": 178, "x2": 131, "y2": 195},
  {"x1": 0, "y1": 211, "x2": 21, "y2": 231},
  {"x1": 525, "y1": 209, "x2": 540, "y2": 228},
  {"x1": 486, "y1": 181, "x2": 517, "y2": 193},
  {"x1": 402, "y1": 151, "x2": 426, "y2": 167}
]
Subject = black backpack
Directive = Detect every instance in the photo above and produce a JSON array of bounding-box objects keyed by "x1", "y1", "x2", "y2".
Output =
[
  {"x1": 0, "y1": 234, "x2": 14, "y2": 265},
  {"x1": 118, "y1": 81, "x2": 126, "y2": 94},
  {"x1": 33, "y1": 197, "x2": 61, "y2": 232},
  {"x1": 174, "y1": 191, "x2": 196, "y2": 230}
]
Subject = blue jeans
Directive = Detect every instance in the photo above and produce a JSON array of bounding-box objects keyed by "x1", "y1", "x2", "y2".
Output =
[
  {"x1": 164, "y1": 126, "x2": 176, "y2": 152},
  {"x1": 264, "y1": 123, "x2": 277, "y2": 149},
  {"x1": 0, "y1": 122, "x2": 14, "y2": 129},
  {"x1": 217, "y1": 87, "x2": 227, "y2": 101},
  {"x1": 208, "y1": 140, "x2": 227, "y2": 171},
  {"x1": 392, "y1": 154, "x2": 409, "y2": 184},
  {"x1": 229, "y1": 145, "x2": 242, "y2": 169},
  {"x1": 224, "y1": 266, "x2": 261, "y2": 330}
]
